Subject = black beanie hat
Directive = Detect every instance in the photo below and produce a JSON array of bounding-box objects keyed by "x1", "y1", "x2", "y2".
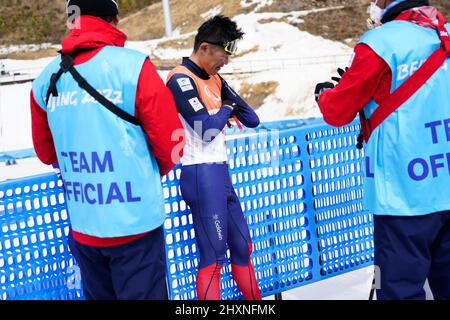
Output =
[{"x1": 67, "y1": 0, "x2": 119, "y2": 18}]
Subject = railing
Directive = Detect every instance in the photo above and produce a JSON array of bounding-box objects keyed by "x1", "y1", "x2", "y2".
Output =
[
  {"x1": 0, "y1": 73, "x2": 37, "y2": 85},
  {"x1": 0, "y1": 149, "x2": 36, "y2": 165},
  {"x1": 0, "y1": 118, "x2": 373, "y2": 300},
  {"x1": 0, "y1": 54, "x2": 352, "y2": 84},
  {"x1": 220, "y1": 54, "x2": 352, "y2": 74}
]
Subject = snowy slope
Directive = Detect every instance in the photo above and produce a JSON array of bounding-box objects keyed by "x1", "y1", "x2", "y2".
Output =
[
  {"x1": 0, "y1": 82, "x2": 33, "y2": 152},
  {"x1": 125, "y1": 9, "x2": 352, "y2": 121},
  {"x1": 228, "y1": 11, "x2": 352, "y2": 120}
]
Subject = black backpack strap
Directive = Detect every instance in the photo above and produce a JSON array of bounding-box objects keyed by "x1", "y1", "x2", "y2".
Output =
[
  {"x1": 46, "y1": 55, "x2": 142, "y2": 127},
  {"x1": 45, "y1": 68, "x2": 64, "y2": 105}
]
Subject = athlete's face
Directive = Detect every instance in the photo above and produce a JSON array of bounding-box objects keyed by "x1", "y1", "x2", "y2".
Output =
[{"x1": 198, "y1": 42, "x2": 230, "y2": 76}]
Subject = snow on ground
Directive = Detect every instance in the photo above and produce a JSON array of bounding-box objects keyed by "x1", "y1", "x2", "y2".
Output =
[
  {"x1": 0, "y1": 43, "x2": 57, "y2": 56},
  {"x1": 0, "y1": 82, "x2": 33, "y2": 152},
  {"x1": 277, "y1": 266, "x2": 374, "y2": 300},
  {"x1": 241, "y1": 0, "x2": 273, "y2": 12},
  {"x1": 225, "y1": 11, "x2": 352, "y2": 120},
  {"x1": 0, "y1": 158, "x2": 52, "y2": 181},
  {"x1": 125, "y1": 31, "x2": 195, "y2": 60},
  {"x1": 279, "y1": 267, "x2": 431, "y2": 300},
  {"x1": 201, "y1": 5, "x2": 224, "y2": 20},
  {"x1": 1, "y1": 56, "x2": 55, "y2": 76}
]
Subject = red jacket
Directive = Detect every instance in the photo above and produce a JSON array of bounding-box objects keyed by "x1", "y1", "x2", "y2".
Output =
[
  {"x1": 30, "y1": 16, "x2": 185, "y2": 247},
  {"x1": 318, "y1": 7, "x2": 440, "y2": 129}
]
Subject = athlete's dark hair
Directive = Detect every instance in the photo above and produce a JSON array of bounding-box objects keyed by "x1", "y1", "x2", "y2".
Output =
[{"x1": 194, "y1": 15, "x2": 244, "y2": 52}]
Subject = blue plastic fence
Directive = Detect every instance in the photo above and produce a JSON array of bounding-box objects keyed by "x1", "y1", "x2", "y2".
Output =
[
  {"x1": 0, "y1": 174, "x2": 81, "y2": 300},
  {"x1": 0, "y1": 118, "x2": 374, "y2": 300}
]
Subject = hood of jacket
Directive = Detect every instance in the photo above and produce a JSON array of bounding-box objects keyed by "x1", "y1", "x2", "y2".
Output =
[{"x1": 61, "y1": 15, "x2": 127, "y2": 55}]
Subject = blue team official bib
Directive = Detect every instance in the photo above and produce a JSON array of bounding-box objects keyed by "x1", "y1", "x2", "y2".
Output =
[{"x1": 32, "y1": 46, "x2": 165, "y2": 237}]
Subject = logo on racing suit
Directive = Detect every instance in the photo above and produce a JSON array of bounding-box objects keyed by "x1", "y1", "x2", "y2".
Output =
[
  {"x1": 177, "y1": 77, "x2": 194, "y2": 92},
  {"x1": 188, "y1": 97, "x2": 204, "y2": 112},
  {"x1": 212, "y1": 214, "x2": 224, "y2": 241}
]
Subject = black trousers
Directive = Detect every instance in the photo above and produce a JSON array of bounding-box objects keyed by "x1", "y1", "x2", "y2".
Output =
[
  {"x1": 68, "y1": 227, "x2": 168, "y2": 300},
  {"x1": 374, "y1": 210, "x2": 450, "y2": 300}
]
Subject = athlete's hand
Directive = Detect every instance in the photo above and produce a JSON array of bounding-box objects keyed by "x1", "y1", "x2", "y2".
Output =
[{"x1": 223, "y1": 99, "x2": 240, "y2": 115}]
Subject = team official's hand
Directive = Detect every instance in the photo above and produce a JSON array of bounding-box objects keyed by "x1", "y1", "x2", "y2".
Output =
[
  {"x1": 331, "y1": 67, "x2": 348, "y2": 83},
  {"x1": 314, "y1": 82, "x2": 335, "y2": 102}
]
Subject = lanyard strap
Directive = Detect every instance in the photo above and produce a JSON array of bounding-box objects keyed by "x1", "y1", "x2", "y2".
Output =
[{"x1": 361, "y1": 12, "x2": 450, "y2": 143}]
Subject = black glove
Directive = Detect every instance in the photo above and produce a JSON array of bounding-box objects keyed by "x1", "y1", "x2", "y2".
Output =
[
  {"x1": 331, "y1": 67, "x2": 348, "y2": 83},
  {"x1": 314, "y1": 82, "x2": 335, "y2": 102},
  {"x1": 223, "y1": 99, "x2": 240, "y2": 115}
]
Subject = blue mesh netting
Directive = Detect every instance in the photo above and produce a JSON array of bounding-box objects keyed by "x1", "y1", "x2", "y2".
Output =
[
  {"x1": 0, "y1": 118, "x2": 374, "y2": 300},
  {"x1": 0, "y1": 174, "x2": 83, "y2": 300},
  {"x1": 306, "y1": 123, "x2": 374, "y2": 277}
]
